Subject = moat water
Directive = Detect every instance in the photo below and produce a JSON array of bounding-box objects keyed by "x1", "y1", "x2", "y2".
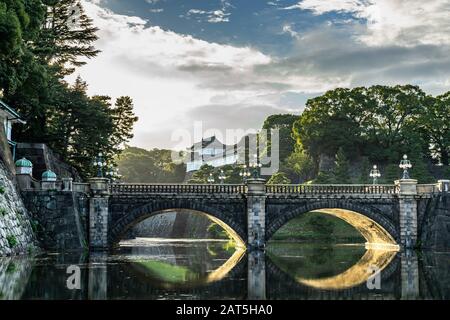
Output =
[{"x1": 1, "y1": 240, "x2": 449, "y2": 300}]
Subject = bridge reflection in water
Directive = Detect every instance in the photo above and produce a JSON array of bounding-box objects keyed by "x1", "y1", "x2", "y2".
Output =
[{"x1": 2, "y1": 240, "x2": 449, "y2": 300}]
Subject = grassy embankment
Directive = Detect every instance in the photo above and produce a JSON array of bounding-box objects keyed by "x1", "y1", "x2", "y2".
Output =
[{"x1": 270, "y1": 211, "x2": 365, "y2": 243}]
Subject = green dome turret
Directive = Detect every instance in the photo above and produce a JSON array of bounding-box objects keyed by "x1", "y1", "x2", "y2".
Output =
[
  {"x1": 42, "y1": 170, "x2": 57, "y2": 182},
  {"x1": 15, "y1": 157, "x2": 32, "y2": 168}
]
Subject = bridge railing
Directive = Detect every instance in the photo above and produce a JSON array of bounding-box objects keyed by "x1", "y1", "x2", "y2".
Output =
[
  {"x1": 109, "y1": 183, "x2": 246, "y2": 195},
  {"x1": 266, "y1": 184, "x2": 398, "y2": 195},
  {"x1": 417, "y1": 183, "x2": 440, "y2": 195}
]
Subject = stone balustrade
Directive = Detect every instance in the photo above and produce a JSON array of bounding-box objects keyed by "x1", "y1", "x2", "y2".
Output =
[{"x1": 109, "y1": 183, "x2": 247, "y2": 195}]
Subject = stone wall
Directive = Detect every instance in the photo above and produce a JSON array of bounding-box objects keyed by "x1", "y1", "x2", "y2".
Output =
[
  {"x1": 130, "y1": 212, "x2": 215, "y2": 239},
  {"x1": 419, "y1": 194, "x2": 450, "y2": 250},
  {"x1": 21, "y1": 190, "x2": 88, "y2": 251},
  {"x1": 0, "y1": 160, "x2": 38, "y2": 256}
]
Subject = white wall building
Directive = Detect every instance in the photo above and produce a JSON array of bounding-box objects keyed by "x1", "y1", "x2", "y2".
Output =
[{"x1": 186, "y1": 136, "x2": 241, "y2": 172}]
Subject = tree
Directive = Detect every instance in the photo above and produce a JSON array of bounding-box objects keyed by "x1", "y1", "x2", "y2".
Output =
[
  {"x1": 188, "y1": 164, "x2": 216, "y2": 184},
  {"x1": 116, "y1": 146, "x2": 186, "y2": 183},
  {"x1": 267, "y1": 172, "x2": 291, "y2": 184},
  {"x1": 262, "y1": 114, "x2": 298, "y2": 164},
  {"x1": 34, "y1": 0, "x2": 100, "y2": 74},
  {"x1": 358, "y1": 157, "x2": 371, "y2": 184},
  {"x1": 333, "y1": 147, "x2": 350, "y2": 183},
  {"x1": 307, "y1": 215, "x2": 335, "y2": 238},
  {"x1": 383, "y1": 163, "x2": 400, "y2": 184},
  {"x1": 110, "y1": 96, "x2": 139, "y2": 152},
  {"x1": 284, "y1": 149, "x2": 315, "y2": 183},
  {"x1": 417, "y1": 93, "x2": 450, "y2": 165}
]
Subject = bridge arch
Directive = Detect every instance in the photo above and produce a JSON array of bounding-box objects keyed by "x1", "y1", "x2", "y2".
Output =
[
  {"x1": 108, "y1": 201, "x2": 247, "y2": 247},
  {"x1": 266, "y1": 199, "x2": 399, "y2": 248}
]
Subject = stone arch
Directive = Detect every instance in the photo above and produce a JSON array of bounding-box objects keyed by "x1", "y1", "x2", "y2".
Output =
[
  {"x1": 266, "y1": 199, "x2": 399, "y2": 247},
  {"x1": 108, "y1": 200, "x2": 247, "y2": 247}
]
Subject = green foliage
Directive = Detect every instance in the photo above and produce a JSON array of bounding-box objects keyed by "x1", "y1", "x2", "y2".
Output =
[
  {"x1": 0, "y1": 185, "x2": 5, "y2": 194},
  {"x1": 262, "y1": 114, "x2": 298, "y2": 164},
  {"x1": 283, "y1": 149, "x2": 315, "y2": 183},
  {"x1": 307, "y1": 215, "x2": 335, "y2": 237},
  {"x1": 116, "y1": 146, "x2": 186, "y2": 183},
  {"x1": 0, "y1": 207, "x2": 7, "y2": 216},
  {"x1": 333, "y1": 147, "x2": 350, "y2": 183},
  {"x1": 207, "y1": 223, "x2": 229, "y2": 239},
  {"x1": 417, "y1": 93, "x2": 450, "y2": 165},
  {"x1": 291, "y1": 85, "x2": 444, "y2": 182},
  {"x1": 314, "y1": 171, "x2": 336, "y2": 184},
  {"x1": 410, "y1": 155, "x2": 435, "y2": 183},
  {"x1": 267, "y1": 172, "x2": 291, "y2": 184},
  {"x1": 383, "y1": 163, "x2": 401, "y2": 183},
  {"x1": 270, "y1": 211, "x2": 365, "y2": 242},
  {"x1": 188, "y1": 164, "x2": 216, "y2": 184},
  {"x1": 0, "y1": 0, "x2": 136, "y2": 179},
  {"x1": 6, "y1": 234, "x2": 17, "y2": 247},
  {"x1": 358, "y1": 157, "x2": 371, "y2": 184},
  {"x1": 6, "y1": 262, "x2": 16, "y2": 273}
]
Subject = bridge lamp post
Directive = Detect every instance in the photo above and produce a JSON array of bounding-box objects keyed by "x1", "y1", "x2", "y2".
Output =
[
  {"x1": 93, "y1": 152, "x2": 106, "y2": 178},
  {"x1": 207, "y1": 173, "x2": 215, "y2": 184},
  {"x1": 249, "y1": 154, "x2": 262, "y2": 179},
  {"x1": 106, "y1": 166, "x2": 120, "y2": 182},
  {"x1": 399, "y1": 154, "x2": 412, "y2": 179},
  {"x1": 369, "y1": 165, "x2": 381, "y2": 185},
  {"x1": 239, "y1": 165, "x2": 251, "y2": 183},
  {"x1": 218, "y1": 169, "x2": 226, "y2": 184}
]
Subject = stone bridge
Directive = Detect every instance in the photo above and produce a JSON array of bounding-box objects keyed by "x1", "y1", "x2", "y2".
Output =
[
  {"x1": 19, "y1": 175, "x2": 448, "y2": 251},
  {"x1": 17, "y1": 167, "x2": 450, "y2": 251}
]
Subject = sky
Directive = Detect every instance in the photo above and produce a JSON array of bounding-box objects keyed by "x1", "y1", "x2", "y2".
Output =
[{"x1": 73, "y1": 0, "x2": 450, "y2": 150}]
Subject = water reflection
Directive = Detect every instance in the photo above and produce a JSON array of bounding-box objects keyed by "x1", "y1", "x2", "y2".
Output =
[
  {"x1": 119, "y1": 238, "x2": 245, "y2": 287},
  {"x1": 267, "y1": 243, "x2": 397, "y2": 290},
  {"x1": 0, "y1": 241, "x2": 449, "y2": 300}
]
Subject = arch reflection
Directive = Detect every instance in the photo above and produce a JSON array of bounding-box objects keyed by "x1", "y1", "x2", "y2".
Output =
[
  {"x1": 268, "y1": 243, "x2": 398, "y2": 290},
  {"x1": 120, "y1": 240, "x2": 245, "y2": 289}
]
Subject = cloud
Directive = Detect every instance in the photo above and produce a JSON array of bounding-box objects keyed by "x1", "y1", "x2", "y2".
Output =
[
  {"x1": 187, "y1": 8, "x2": 231, "y2": 23},
  {"x1": 74, "y1": 0, "x2": 450, "y2": 150},
  {"x1": 76, "y1": 0, "x2": 298, "y2": 149},
  {"x1": 284, "y1": 0, "x2": 364, "y2": 13},
  {"x1": 285, "y1": 0, "x2": 450, "y2": 46}
]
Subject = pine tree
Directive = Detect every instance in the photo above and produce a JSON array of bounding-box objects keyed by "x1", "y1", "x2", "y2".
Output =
[
  {"x1": 333, "y1": 147, "x2": 350, "y2": 183},
  {"x1": 110, "y1": 96, "x2": 139, "y2": 152},
  {"x1": 383, "y1": 163, "x2": 400, "y2": 184},
  {"x1": 358, "y1": 157, "x2": 371, "y2": 184},
  {"x1": 35, "y1": 0, "x2": 100, "y2": 74}
]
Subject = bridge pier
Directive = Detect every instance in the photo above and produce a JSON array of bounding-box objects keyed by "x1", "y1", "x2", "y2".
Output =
[
  {"x1": 246, "y1": 179, "x2": 266, "y2": 249},
  {"x1": 88, "y1": 178, "x2": 110, "y2": 250},
  {"x1": 396, "y1": 179, "x2": 418, "y2": 248}
]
